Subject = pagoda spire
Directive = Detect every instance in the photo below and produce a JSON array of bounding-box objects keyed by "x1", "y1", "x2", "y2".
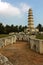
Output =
[{"x1": 28, "y1": 8, "x2": 34, "y2": 33}]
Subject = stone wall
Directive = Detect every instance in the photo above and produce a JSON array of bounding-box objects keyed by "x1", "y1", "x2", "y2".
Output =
[
  {"x1": 0, "y1": 35, "x2": 17, "y2": 48},
  {"x1": 16, "y1": 34, "x2": 29, "y2": 41},
  {"x1": 0, "y1": 53, "x2": 13, "y2": 65},
  {"x1": 0, "y1": 34, "x2": 43, "y2": 54},
  {"x1": 15, "y1": 34, "x2": 43, "y2": 54},
  {"x1": 29, "y1": 38, "x2": 43, "y2": 54}
]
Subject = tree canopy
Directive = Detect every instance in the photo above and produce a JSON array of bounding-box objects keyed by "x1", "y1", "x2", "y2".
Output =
[
  {"x1": 36, "y1": 24, "x2": 43, "y2": 32},
  {"x1": 0, "y1": 23, "x2": 27, "y2": 34}
]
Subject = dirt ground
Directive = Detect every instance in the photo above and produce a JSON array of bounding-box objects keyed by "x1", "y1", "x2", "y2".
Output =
[{"x1": 0, "y1": 41, "x2": 43, "y2": 65}]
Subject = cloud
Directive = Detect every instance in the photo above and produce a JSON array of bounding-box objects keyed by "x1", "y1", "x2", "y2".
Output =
[
  {"x1": 0, "y1": 2, "x2": 21, "y2": 16},
  {"x1": 20, "y1": 3, "x2": 30, "y2": 13},
  {"x1": 0, "y1": 1, "x2": 31, "y2": 17}
]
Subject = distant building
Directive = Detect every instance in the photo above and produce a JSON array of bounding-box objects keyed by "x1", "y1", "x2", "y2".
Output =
[
  {"x1": 28, "y1": 8, "x2": 35, "y2": 33},
  {"x1": 25, "y1": 8, "x2": 39, "y2": 34}
]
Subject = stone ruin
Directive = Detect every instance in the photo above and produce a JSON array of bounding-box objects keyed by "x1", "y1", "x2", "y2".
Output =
[{"x1": 0, "y1": 53, "x2": 13, "y2": 65}]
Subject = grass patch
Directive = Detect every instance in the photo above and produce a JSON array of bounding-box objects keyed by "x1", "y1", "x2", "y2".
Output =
[
  {"x1": 36, "y1": 34, "x2": 43, "y2": 39},
  {"x1": 0, "y1": 34, "x2": 9, "y2": 38}
]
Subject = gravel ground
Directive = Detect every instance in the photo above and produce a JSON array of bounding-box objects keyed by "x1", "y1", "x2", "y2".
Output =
[{"x1": 0, "y1": 41, "x2": 43, "y2": 65}]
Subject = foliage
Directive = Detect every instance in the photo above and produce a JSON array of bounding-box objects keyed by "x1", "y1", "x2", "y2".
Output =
[
  {"x1": 36, "y1": 34, "x2": 43, "y2": 39},
  {"x1": 0, "y1": 23, "x2": 27, "y2": 34},
  {"x1": 0, "y1": 34, "x2": 9, "y2": 38},
  {"x1": 0, "y1": 23, "x2": 5, "y2": 34},
  {"x1": 36, "y1": 24, "x2": 43, "y2": 32}
]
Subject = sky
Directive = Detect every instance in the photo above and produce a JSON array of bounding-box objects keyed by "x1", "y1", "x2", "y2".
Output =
[{"x1": 0, "y1": 0, "x2": 43, "y2": 27}]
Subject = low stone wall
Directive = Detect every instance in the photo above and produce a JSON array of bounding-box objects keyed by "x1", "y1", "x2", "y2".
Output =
[
  {"x1": 29, "y1": 38, "x2": 43, "y2": 54},
  {"x1": 1, "y1": 34, "x2": 43, "y2": 54},
  {"x1": 0, "y1": 53, "x2": 13, "y2": 65},
  {"x1": 0, "y1": 35, "x2": 17, "y2": 48},
  {"x1": 16, "y1": 34, "x2": 29, "y2": 41},
  {"x1": 15, "y1": 34, "x2": 43, "y2": 54}
]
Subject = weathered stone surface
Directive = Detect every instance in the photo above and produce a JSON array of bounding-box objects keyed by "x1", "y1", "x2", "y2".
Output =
[
  {"x1": 0, "y1": 53, "x2": 13, "y2": 65},
  {"x1": 0, "y1": 35, "x2": 17, "y2": 48},
  {"x1": 29, "y1": 37, "x2": 43, "y2": 54}
]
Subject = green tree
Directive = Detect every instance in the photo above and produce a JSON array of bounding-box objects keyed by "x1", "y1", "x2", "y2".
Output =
[
  {"x1": 36, "y1": 24, "x2": 42, "y2": 32},
  {"x1": 10, "y1": 24, "x2": 14, "y2": 32},
  {"x1": 19, "y1": 25, "x2": 22, "y2": 32},
  {"x1": 0, "y1": 23, "x2": 5, "y2": 34},
  {"x1": 5, "y1": 25, "x2": 11, "y2": 34},
  {"x1": 14, "y1": 25, "x2": 19, "y2": 32}
]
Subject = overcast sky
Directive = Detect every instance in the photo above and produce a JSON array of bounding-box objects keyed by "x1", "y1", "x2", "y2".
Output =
[{"x1": 0, "y1": 0, "x2": 43, "y2": 26}]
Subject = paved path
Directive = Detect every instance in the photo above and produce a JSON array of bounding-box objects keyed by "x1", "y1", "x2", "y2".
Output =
[{"x1": 0, "y1": 41, "x2": 43, "y2": 65}]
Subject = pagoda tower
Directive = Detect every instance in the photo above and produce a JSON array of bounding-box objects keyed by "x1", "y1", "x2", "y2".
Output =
[{"x1": 28, "y1": 8, "x2": 35, "y2": 33}]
